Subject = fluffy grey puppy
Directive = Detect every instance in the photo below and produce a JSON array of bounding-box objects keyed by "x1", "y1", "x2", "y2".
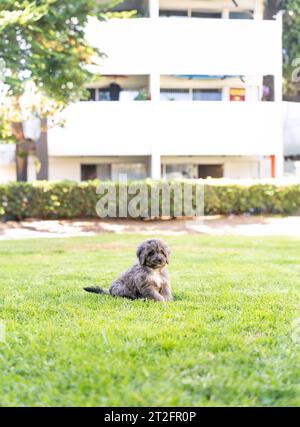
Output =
[{"x1": 84, "y1": 239, "x2": 172, "y2": 302}]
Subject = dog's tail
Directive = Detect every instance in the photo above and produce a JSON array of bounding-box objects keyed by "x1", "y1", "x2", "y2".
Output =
[{"x1": 83, "y1": 286, "x2": 109, "y2": 295}]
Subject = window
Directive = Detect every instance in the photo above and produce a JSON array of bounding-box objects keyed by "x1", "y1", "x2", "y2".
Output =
[
  {"x1": 160, "y1": 89, "x2": 222, "y2": 101},
  {"x1": 97, "y1": 164, "x2": 111, "y2": 180},
  {"x1": 81, "y1": 164, "x2": 97, "y2": 180},
  {"x1": 81, "y1": 163, "x2": 148, "y2": 181},
  {"x1": 98, "y1": 90, "x2": 111, "y2": 101},
  {"x1": 198, "y1": 165, "x2": 224, "y2": 179},
  {"x1": 82, "y1": 77, "x2": 150, "y2": 102},
  {"x1": 111, "y1": 163, "x2": 147, "y2": 181},
  {"x1": 81, "y1": 164, "x2": 111, "y2": 181},
  {"x1": 159, "y1": 10, "x2": 188, "y2": 17},
  {"x1": 165, "y1": 164, "x2": 196, "y2": 179},
  {"x1": 160, "y1": 89, "x2": 190, "y2": 101},
  {"x1": 229, "y1": 11, "x2": 253, "y2": 19},
  {"x1": 191, "y1": 11, "x2": 222, "y2": 19},
  {"x1": 105, "y1": 0, "x2": 149, "y2": 17},
  {"x1": 193, "y1": 89, "x2": 222, "y2": 101},
  {"x1": 85, "y1": 89, "x2": 96, "y2": 101}
]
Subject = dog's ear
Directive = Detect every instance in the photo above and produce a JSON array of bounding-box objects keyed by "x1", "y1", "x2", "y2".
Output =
[
  {"x1": 137, "y1": 242, "x2": 147, "y2": 266},
  {"x1": 165, "y1": 246, "x2": 171, "y2": 264}
]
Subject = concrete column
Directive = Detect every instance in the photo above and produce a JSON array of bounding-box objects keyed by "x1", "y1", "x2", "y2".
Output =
[
  {"x1": 151, "y1": 152, "x2": 161, "y2": 179},
  {"x1": 149, "y1": 0, "x2": 159, "y2": 18},
  {"x1": 274, "y1": 14, "x2": 283, "y2": 103},
  {"x1": 147, "y1": 1, "x2": 160, "y2": 179},
  {"x1": 222, "y1": 86, "x2": 230, "y2": 101},
  {"x1": 275, "y1": 150, "x2": 284, "y2": 178},
  {"x1": 274, "y1": 12, "x2": 284, "y2": 178},
  {"x1": 253, "y1": 0, "x2": 264, "y2": 20},
  {"x1": 150, "y1": 73, "x2": 160, "y2": 101},
  {"x1": 222, "y1": 9, "x2": 229, "y2": 19}
]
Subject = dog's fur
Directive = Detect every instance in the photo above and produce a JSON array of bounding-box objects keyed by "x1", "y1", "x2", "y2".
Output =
[{"x1": 84, "y1": 239, "x2": 172, "y2": 302}]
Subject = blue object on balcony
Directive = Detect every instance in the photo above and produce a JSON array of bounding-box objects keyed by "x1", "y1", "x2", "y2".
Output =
[{"x1": 173, "y1": 75, "x2": 238, "y2": 79}]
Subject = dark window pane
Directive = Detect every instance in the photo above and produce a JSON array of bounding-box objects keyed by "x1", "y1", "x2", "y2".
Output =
[
  {"x1": 110, "y1": 0, "x2": 148, "y2": 16},
  {"x1": 86, "y1": 88, "x2": 96, "y2": 101},
  {"x1": 191, "y1": 11, "x2": 222, "y2": 19},
  {"x1": 81, "y1": 164, "x2": 97, "y2": 181},
  {"x1": 229, "y1": 11, "x2": 253, "y2": 19},
  {"x1": 98, "y1": 90, "x2": 111, "y2": 101},
  {"x1": 159, "y1": 10, "x2": 188, "y2": 17},
  {"x1": 198, "y1": 165, "x2": 224, "y2": 179}
]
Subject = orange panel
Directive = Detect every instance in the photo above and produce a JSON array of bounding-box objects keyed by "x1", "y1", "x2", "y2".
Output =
[{"x1": 270, "y1": 155, "x2": 276, "y2": 178}]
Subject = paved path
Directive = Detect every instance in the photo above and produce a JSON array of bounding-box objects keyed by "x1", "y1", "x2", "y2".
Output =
[{"x1": 1, "y1": 216, "x2": 300, "y2": 240}]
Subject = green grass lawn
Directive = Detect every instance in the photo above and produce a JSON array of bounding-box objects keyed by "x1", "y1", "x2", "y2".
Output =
[{"x1": 0, "y1": 234, "x2": 299, "y2": 407}]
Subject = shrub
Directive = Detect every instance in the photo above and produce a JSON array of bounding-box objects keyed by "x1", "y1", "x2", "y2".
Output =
[{"x1": 0, "y1": 180, "x2": 300, "y2": 220}]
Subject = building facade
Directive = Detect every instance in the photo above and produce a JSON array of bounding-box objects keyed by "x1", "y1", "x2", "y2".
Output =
[{"x1": 0, "y1": 0, "x2": 284, "y2": 182}]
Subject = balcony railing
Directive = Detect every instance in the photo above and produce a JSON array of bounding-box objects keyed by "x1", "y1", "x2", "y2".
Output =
[
  {"x1": 86, "y1": 17, "x2": 281, "y2": 76},
  {"x1": 48, "y1": 101, "x2": 282, "y2": 157}
]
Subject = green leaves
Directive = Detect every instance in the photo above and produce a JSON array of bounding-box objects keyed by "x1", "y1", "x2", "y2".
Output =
[
  {"x1": 0, "y1": 1, "x2": 119, "y2": 141},
  {"x1": 1, "y1": 181, "x2": 300, "y2": 220}
]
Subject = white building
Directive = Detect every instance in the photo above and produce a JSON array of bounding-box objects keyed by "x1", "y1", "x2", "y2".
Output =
[{"x1": 0, "y1": 0, "x2": 284, "y2": 182}]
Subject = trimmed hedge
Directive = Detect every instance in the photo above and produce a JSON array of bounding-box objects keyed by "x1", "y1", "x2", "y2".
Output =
[{"x1": 0, "y1": 180, "x2": 300, "y2": 220}]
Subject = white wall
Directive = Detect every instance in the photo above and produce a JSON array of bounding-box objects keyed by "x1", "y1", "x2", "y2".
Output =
[
  {"x1": 47, "y1": 155, "x2": 271, "y2": 180},
  {"x1": 48, "y1": 101, "x2": 282, "y2": 159},
  {"x1": 0, "y1": 165, "x2": 15, "y2": 183},
  {"x1": 86, "y1": 17, "x2": 281, "y2": 76},
  {"x1": 0, "y1": 153, "x2": 277, "y2": 182},
  {"x1": 162, "y1": 155, "x2": 264, "y2": 179},
  {"x1": 49, "y1": 157, "x2": 81, "y2": 181},
  {"x1": 49, "y1": 156, "x2": 151, "y2": 181},
  {"x1": 0, "y1": 145, "x2": 15, "y2": 182}
]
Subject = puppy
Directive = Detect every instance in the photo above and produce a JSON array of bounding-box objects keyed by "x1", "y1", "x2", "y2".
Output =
[{"x1": 84, "y1": 239, "x2": 172, "y2": 302}]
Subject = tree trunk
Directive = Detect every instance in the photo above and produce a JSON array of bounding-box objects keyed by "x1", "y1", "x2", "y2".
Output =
[
  {"x1": 12, "y1": 122, "x2": 29, "y2": 182},
  {"x1": 16, "y1": 141, "x2": 28, "y2": 181},
  {"x1": 263, "y1": 0, "x2": 282, "y2": 20},
  {"x1": 36, "y1": 118, "x2": 48, "y2": 180}
]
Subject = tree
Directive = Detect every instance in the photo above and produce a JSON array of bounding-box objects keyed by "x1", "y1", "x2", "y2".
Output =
[
  {"x1": 0, "y1": 0, "x2": 119, "y2": 181},
  {"x1": 280, "y1": 0, "x2": 300, "y2": 100},
  {"x1": 262, "y1": 0, "x2": 300, "y2": 100}
]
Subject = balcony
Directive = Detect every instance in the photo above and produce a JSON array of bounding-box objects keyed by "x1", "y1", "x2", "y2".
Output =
[
  {"x1": 48, "y1": 101, "x2": 282, "y2": 158},
  {"x1": 86, "y1": 17, "x2": 281, "y2": 75}
]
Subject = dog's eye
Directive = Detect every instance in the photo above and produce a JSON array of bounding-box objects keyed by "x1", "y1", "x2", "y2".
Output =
[{"x1": 148, "y1": 250, "x2": 154, "y2": 256}]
